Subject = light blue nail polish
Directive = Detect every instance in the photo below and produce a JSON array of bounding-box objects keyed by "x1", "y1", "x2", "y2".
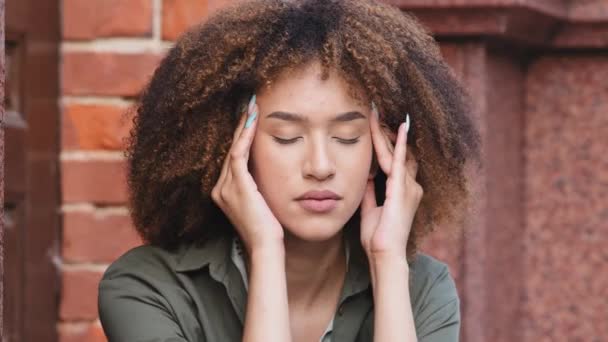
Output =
[
  {"x1": 405, "y1": 113, "x2": 410, "y2": 133},
  {"x1": 248, "y1": 94, "x2": 257, "y2": 113},
  {"x1": 245, "y1": 110, "x2": 257, "y2": 128}
]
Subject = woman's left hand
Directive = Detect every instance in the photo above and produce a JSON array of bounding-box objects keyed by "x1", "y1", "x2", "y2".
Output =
[{"x1": 360, "y1": 104, "x2": 423, "y2": 260}]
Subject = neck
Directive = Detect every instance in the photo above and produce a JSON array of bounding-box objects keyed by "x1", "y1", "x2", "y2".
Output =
[{"x1": 282, "y1": 230, "x2": 347, "y2": 310}]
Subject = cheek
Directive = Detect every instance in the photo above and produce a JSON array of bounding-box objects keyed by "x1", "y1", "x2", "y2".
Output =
[
  {"x1": 339, "y1": 139, "x2": 373, "y2": 174},
  {"x1": 338, "y1": 140, "x2": 374, "y2": 203},
  {"x1": 249, "y1": 137, "x2": 293, "y2": 191}
]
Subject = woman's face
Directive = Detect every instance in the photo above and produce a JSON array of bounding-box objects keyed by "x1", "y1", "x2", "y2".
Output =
[{"x1": 249, "y1": 61, "x2": 375, "y2": 242}]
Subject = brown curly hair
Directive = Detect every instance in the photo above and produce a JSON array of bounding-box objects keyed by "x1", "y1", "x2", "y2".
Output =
[{"x1": 124, "y1": 0, "x2": 482, "y2": 263}]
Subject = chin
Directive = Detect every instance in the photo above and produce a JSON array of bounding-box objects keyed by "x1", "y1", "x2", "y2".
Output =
[{"x1": 280, "y1": 215, "x2": 347, "y2": 242}]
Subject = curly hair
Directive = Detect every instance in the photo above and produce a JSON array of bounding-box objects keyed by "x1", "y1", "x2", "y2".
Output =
[{"x1": 124, "y1": 0, "x2": 482, "y2": 263}]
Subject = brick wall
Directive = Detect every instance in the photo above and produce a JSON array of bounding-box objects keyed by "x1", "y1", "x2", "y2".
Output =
[{"x1": 58, "y1": 1, "x2": 237, "y2": 340}]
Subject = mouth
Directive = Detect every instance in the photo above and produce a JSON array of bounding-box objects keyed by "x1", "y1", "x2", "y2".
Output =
[
  {"x1": 297, "y1": 198, "x2": 339, "y2": 213},
  {"x1": 295, "y1": 189, "x2": 342, "y2": 213}
]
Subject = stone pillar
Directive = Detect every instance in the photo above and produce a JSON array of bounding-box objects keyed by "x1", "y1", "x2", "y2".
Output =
[{"x1": 409, "y1": 0, "x2": 608, "y2": 341}]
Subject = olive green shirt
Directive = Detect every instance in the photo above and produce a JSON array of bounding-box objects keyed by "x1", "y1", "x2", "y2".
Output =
[
  {"x1": 98, "y1": 235, "x2": 460, "y2": 342},
  {"x1": 229, "y1": 236, "x2": 345, "y2": 342}
]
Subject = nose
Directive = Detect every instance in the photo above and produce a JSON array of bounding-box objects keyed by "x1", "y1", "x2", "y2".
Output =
[{"x1": 302, "y1": 137, "x2": 336, "y2": 181}]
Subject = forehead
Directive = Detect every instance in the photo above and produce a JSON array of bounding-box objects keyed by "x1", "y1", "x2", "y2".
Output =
[{"x1": 256, "y1": 62, "x2": 368, "y2": 119}]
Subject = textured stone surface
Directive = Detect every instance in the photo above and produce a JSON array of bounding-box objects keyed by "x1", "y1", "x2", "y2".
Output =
[
  {"x1": 552, "y1": 23, "x2": 608, "y2": 48},
  {"x1": 426, "y1": 42, "x2": 528, "y2": 342},
  {"x1": 424, "y1": 43, "x2": 492, "y2": 342},
  {"x1": 387, "y1": 0, "x2": 566, "y2": 16},
  {"x1": 394, "y1": 0, "x2": 608, "y2": 48},
  {"x1": 524, "y1": 55, "x2": 608, "y2": 340},
  {"x1": 568, "y1": 0, "x2": 608, "y2": 21},
  {"x1": 483, "y1": 50, "x2": 526, "y2": 342}
]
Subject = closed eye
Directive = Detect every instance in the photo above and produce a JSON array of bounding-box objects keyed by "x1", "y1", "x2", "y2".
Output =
[
  {"x1": 272, "y1": 137, "x2": 300, "y2": 145},
  {"x1": 272, "y1": 137, "x2": 360, "y2": 145},
  {"x1": 336, "y1": 137, "x2": 360, "y2": 144}
]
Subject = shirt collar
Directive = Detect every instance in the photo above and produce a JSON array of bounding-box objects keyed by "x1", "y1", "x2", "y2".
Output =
[
  {"x1": 174, "y1": 235, "x2": 248, "y2": 323},
  {"x1": 174, "y1": 234, "x2": 232, "y2": 273},
  {"x1": 174, "y1": 233, "x2": 371, "y2": 298}
]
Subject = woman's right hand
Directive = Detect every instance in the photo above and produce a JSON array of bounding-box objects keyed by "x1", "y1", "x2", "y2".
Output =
[{"x1": 211, "y1": 94, "x2": 284, "y2": 254}]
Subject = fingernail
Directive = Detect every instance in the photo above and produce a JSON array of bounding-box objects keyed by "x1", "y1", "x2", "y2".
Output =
[
  {"x1": 405, "y1": 113, "x2": 410, "y2": 133},
  {"x1": 248, "y1": 94, "x2": 257, "y2": 114},
  {"x1": 371, "y1": 101, "x2": 378, "y2": 118},
  {"x1": 245, "y1": 110, "x2": 257, "y2": 128}
]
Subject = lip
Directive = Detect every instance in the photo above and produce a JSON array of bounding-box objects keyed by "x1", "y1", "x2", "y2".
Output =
[
  {"x1": 295, "y1": 190, "x2": 342, "y2": 214},
  {"x1": 297, "y1": 199, "x2": 339, "y2": 213},
  {"x1": 295, "y1": 190, "x2": 342, "y2": 201}
]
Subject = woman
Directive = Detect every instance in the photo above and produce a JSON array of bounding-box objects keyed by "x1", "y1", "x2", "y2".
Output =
[{"x1": 98, "y1": 0, "x2": 481, "y2": 341}]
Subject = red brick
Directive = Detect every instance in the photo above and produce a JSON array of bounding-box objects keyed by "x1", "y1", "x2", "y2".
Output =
[
  {"x1": 62, "y1": 104, "x2": 134, "y2": 151},
  {"x1": 59, "y1": 322, "x2": 107, "y2": 342},
  {"x1": 161, "y1": 0, "x2": 246, "y2": 40},
  {"x1": 161, "y1": 0, "x2": 250, "y2": 40},
  {"x1": 60, "y1": 270, "x2": 104, "y2": 320},
  {"x1": 63, "y1": 0, "x2": 152, "y2": 40},
  {"x1": 86, "y1": 324, "x2": 108, "y2": 342},
  {"x1": 62, "y1": 52, "x2": 163, "y2": 97},
  {"x1": 162, "y1": 0, "x2": 209, "y2": 40},
  {"x1": 63, "y1": 211, "x2": 142, "y2": 263},
  {"x1": 61, "y1": 160, "x2": 128, "y2": 204}
]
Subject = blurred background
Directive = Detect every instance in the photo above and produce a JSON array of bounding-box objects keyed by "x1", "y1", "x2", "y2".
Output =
[{"x1": 2, "y1": 0, "x2": 607, "y2": 341}]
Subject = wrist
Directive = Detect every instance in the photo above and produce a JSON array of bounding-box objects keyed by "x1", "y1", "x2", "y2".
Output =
[
  {"x1": 368, "y1": 250, "x2": 409, "y2": 270},
  {"x1": 249, "y1": 241, "x2": 285, "y2": 262}
]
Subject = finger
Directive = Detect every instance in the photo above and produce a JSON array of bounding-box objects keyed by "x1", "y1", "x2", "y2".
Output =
[
  {"x1": 217, "y1": 107, "x2": 249, "y2": 188},
  {"x1": 369, "y1": 102, "x2": 394, "y2": 175},
  {"x1": 360, "y1": 178, "x2": 377, "y2": 216},
  {"x1": 227, "y1": 95, "x2": 258, "y2": 184},
  {"x1": 243, "y1": 103, "x2": 259, "y2": 161},
  {"x1": 231, "y1": 104, "x2": 259, "y2": 183},
  {"x1": 389, "y1": 120, "x2": 408, "y2": 185},
  {"x1": 406, "y1": 156, "x2": 418, "y2": 180},
  {"x1": 232, "y1": 101, "x2": 252, "y2": 144},
  {"x1": 231, "y1": 94, "x2": 257, "y2": 150}
]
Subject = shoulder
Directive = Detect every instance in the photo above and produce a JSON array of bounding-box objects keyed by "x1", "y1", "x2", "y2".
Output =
[
  {"x1": 97, "y1": 244, "x2": 207, "y2": 341},
  {"x1": 98, "y1": 244, "x2": 187, "y2": 328},
  {"x1": 101, "y1": 244, "x2": 182, "y2": 282},
  {"x1": 410, "y1": 252, "x2": 458, "y2": 301},
  {"x1": 409, "y1": 252, "x2": 460, "y2": 340}
]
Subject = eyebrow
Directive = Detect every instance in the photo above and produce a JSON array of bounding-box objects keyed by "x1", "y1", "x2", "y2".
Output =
[{"x1": 265, "y1": 111, "x2": 366, "y2": 123}]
